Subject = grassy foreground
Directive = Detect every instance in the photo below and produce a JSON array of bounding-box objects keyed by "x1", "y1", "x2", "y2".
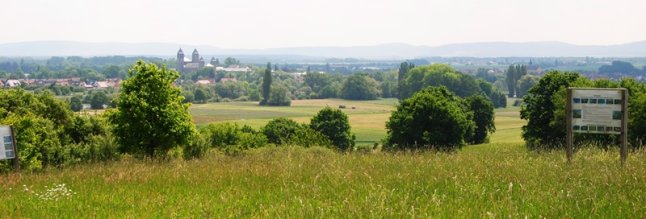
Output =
[
  {"x1": 2, "y1": 144, "x2": 645, "y2": 217},
  {"x1": 2, "y1": 99, "x2": 645, "y2": 217}
]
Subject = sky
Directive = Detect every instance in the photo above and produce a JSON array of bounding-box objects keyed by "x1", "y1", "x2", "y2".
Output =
[{"x1": 1, "y1": 0, "x2": 645, "y2": 49}]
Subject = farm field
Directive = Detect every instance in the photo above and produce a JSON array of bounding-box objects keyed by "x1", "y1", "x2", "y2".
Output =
[
  {"x1": 190, "y1": 98, "x2": 399, "y2": 144},
  {"x1": 2, "y1": 100, "x2": 646, "y2": 217}
]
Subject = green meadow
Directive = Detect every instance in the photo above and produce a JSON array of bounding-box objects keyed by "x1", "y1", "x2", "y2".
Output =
[{"x1": 2, "y1": 99, "x2": 646, "y2": 217}]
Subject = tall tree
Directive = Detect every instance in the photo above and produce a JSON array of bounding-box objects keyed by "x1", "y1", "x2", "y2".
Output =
[
  {"x1": 108, "y1": 61, "x2": 196, "y2": 157},
  {"x1": 398, "y1": 62, "x2": 414, "y2": 100},
  {"x1": 261, "y1": 62, "x2": 272, "y2": 105}
]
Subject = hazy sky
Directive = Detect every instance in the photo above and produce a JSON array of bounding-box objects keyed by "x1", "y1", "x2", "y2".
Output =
[{"x1": 2, "y1": 0, "x2": 645, "y2": 48}]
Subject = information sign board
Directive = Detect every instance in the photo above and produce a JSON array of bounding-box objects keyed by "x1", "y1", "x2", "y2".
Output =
[{"x1": 0, "y1": 126, "x2": 16, "y2": 160}]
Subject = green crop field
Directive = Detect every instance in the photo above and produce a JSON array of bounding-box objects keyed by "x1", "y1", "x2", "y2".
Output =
[
  {"x1": 190, "y1": 98, "x2": 399, "y2": 144},
  {"x1": 2, "y1": 99, "x2": 646, "y2": 217}
]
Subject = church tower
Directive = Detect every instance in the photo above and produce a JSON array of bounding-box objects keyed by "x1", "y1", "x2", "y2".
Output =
[
  {"x1": 176, "y1": 48, "x2": 184, "y2": 73},
  {"x1": 192, "y1": 49, "x2": 200, "y2": 64}
]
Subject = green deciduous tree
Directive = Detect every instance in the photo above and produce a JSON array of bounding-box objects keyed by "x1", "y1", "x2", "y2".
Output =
[
  {"x1": 267, "y1": 84, "x2": 292, "y2": 106},
  {"x1": 466, "y1": 95, "x2": 495, "y2": 144},
  {"x1": 70, "y1": 96, "x2": 83, "y2": 112},
  {"x1": 516, "y1": 75, "x2": 540, "y2": 98},
  {"x1": 194, "y1": 87, "x2": 208, "y2": 103},
  {"x1": 520, "y1": 71, "x2": 580, "y2": 149},
  {"x1": 385, "y1": 86, "x2": 475, "y2": 150},
  {"x1": 310, "y1": 107, "x2": 355, "y2": 150},
  {"x1": 90, "y1": 91, "x2": 108, "y2": 109},
  {"x1": 341, "y1": 74, "x2": 381, "y2": 100},
  {"x1": 108, "y1": 60, "x2": 196, "y2": 157}
]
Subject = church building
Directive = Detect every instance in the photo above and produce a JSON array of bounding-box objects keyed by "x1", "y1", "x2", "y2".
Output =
[{"x1": 176, "y1": 48, "x2": 205, "y2": 73}]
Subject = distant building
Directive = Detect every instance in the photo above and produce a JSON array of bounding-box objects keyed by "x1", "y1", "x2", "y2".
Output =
[
  {"x1": 5, "y1": 80, "x2": 21, "y2": 87},
  {"x1": 195, "y1": 79, "x2": 212, "y2": 85},
  {"x1": 176, "y1": 48, "x2": 205, "y2": 73}
]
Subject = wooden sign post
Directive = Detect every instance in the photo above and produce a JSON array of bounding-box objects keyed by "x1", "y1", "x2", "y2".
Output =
[{"x1": 566, "y1": 88, "x2": 628, "y2": 165}]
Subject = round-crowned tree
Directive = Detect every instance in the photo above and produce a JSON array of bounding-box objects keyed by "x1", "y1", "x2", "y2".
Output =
[
  {"x1": 108, "y1": 61, "x2": 196, "y2": 157},
  {"x1": 310, "y1": 107, "x2": 355, "y2": 150},
  {"x1": 385, "y1": 86, "x2": 475, "y2": 150}
]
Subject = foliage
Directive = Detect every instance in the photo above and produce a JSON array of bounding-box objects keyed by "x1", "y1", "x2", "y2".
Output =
[
  {"x1": 90, "y1": 91, "x2": 109, "y2": 109},
  {"x1": 262, "y1": 118, "x2": 302, "y2": 145},
  {"x1": 108, "y1": 60, "x2": 196, "y2": 158},
  {"x1": 505, "y1": 64, "x2": 527, "y2": 97},
  {"x1": 69, "y1": 96, "x2": 83, "y2": 112},
  {"x1": 267, "y1": 84, "x2": 292, "y2": 106},
  {"x1": 516, "y1": 75, "x2": 540, "y2": 98},
  {"x1": 201, "y1": 123, "x2": 240, "y2": 148},
  {"x1": 283, "y1": 127, "x2": 332, "y2": 148},
  {"x1": 598, "y1": 61, "x2": 639, "y2": 74},
  {"x1": 261, "y1": 62, "x2": 272, "y2": 105},
  {"x1": 398, "y1": 62, "x2": 415, "y2": 100},
  {"x1": 466, "y1": 95, "x2": 496, "y2": 144},
  {"x1": 304, "y1": 72, "x2": 331, "y2": 94},
  {"x1": 183, "y1": 133, "x2": 209, "y2": 160},
  {"x1": 310, "y1": 107, "x2": 355, "y2": 150},
  {"x1": 385, "y1": 86, "x2": 475, "y2": 150},
  {"x1": 194, "y1": 87, "x2": 208, "y2": 104},
  {"x1": 0, "y1": 89, "x2": 116, "y2": 171},
  {"x1": 319, "y1": 82, "x2": 341, "y2": 99},
  {"x1": 341, "y1": 74, "x2": 381, "y2": 100},
  {"x1": 520, "y1": 71, "x2": 580, "y2": 149}
]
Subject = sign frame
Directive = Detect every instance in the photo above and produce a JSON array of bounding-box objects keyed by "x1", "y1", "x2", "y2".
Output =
[
  {"x1": 0, "y1": 125, "x2": 19, "y2": 170},
  {"x1": 566, "y1": 88, "x2": 628, "y2": 165}
]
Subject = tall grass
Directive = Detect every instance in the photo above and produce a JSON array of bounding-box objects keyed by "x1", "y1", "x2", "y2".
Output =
[{"x1": 1, "y1": 144, "x2": 645, "y2": 217}]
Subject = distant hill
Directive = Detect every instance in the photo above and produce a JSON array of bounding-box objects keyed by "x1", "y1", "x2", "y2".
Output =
[{"x1": 1, "y1": 41, "x2": 646, "y2": 58}]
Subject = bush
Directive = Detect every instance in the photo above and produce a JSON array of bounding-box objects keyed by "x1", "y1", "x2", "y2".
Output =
[
  {"x1": 0, "y1": 89, "x2": 116, "y2": 171},
  {"x1": 284, "y1": 127, "x2": 332, "y2": 148},
  {"x1": 202, "y1": 123, "x2": 240, "y2": 148},
  {"x1": 310, "y1": 107, "x2": 355, "y2": 150},
  {"x1": 183, "y1": 133, "x2": 209, "y2": 160},
  {"x1": 384, "y1": 86, "x2": 475, "y2": 150},
  {"x1": 262, "y1": 118, "x2": 302, "y2": 144},
  {"x1": 237, "y1": 132, "x2": 269, "y2": 149}
]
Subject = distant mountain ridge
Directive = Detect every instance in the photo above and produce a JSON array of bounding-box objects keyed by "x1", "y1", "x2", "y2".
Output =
[{"x1": 1, "y1": 40, "x2": 646, "y2": 58}]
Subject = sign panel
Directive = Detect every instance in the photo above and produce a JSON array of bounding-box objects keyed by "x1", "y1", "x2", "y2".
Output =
[
  {"x1": 571, "y1": 89, "x2": 623, "y2": 135},
  {"x1": 0, "y1": 126, "x2": 16, "y2": 160}
]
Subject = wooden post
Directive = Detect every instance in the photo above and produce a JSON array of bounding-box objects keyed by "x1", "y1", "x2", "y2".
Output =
[
  {"x1": 566, "y1": 88, "x2": 573, "y2": 163},
  {"x1": 621, "y1": 89, "x2": 628, "y2": 166},
  {"x1": 10, "y1": 125, "x2": 19, "y2": 171}
]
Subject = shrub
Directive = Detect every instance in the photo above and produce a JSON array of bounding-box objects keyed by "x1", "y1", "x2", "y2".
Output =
[
  {"x1": 262, "y1": 118, "x2": 302, "y2": 144},
  {"x1": 202, "y1": 123, "x2": 240, "y2": 148},
  {"x1": 183, "y1": 133, "x2": 209, "y2": 160},
  {"x1": 284, "y1": 127, "x2": 332, "y2": 148}
]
